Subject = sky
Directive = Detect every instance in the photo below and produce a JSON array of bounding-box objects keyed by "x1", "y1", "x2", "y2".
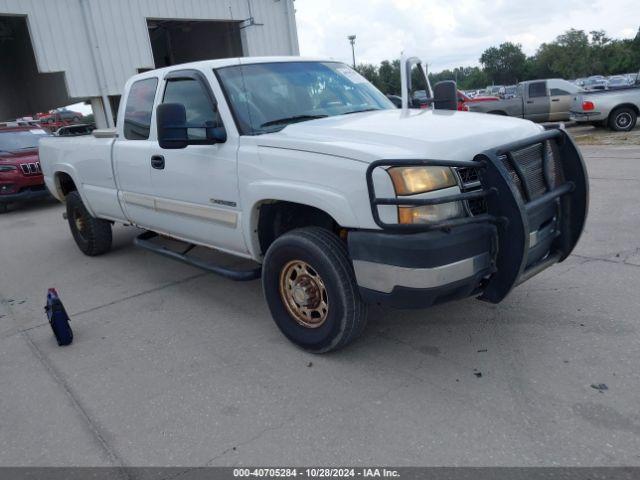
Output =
[{"x1": 294, "y1": 0, "x2": 640, "y2": 72}]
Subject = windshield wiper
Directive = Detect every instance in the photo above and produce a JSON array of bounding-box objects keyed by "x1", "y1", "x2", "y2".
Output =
[
  {"x1": 261, "y1": 114, "x2": 328, "y2": 128},
  {"x1": 342, "y1": 108, "x2": 381, "y2": 115}
]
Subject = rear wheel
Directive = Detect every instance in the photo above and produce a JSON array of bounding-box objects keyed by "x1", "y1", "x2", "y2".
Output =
[
  {"x1": 66, "y1": 191, "x2": 112, "y2": 256},
  {"x1": 609, "y1": 107, "x2": 637, "y2": 132},
  {"x1": 262, "y1": 227, "x2": 367, "y2": 353}
]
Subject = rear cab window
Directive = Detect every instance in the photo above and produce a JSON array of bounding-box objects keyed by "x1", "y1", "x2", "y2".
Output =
[
  {"x1": 528, "y1": 82, "x2": 547, "y2": 98},
  {"x1": 123, "y1": 78, "x2": 158, "y2": 140}
]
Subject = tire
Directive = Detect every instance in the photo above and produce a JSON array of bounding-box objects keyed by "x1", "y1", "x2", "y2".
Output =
[
  {"x1": 66, "y1": 191, "x2": 112, "y2": 256},
  {"x1": 262, "y1": 227, "x2": 367, "y2": 353},
  {"x1": 608, "y1": 107, "x2": 637, "y2": 132}
]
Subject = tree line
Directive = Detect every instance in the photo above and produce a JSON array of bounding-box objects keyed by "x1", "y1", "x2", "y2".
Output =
[{"x1": 355, "y1": 27, "x2": 640, "y2": 94}]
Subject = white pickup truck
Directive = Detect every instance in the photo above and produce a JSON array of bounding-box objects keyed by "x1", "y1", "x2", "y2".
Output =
[{"x1": 40, "y1": 57, "x2": 589, "y2": 352}]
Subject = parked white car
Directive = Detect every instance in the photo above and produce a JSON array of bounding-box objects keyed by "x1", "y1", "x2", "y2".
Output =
[{"x1": 39, "y1": 57, "x2": 589, "y2": 352}]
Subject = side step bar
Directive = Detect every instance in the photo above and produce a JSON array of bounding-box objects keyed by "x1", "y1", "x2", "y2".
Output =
[{"x1": 134, "y1": 231, "x2": 261, "y2": 281}]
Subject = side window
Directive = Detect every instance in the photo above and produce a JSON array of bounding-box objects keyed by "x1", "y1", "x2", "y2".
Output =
[
  {"x1": 162, "y1": 78, "x2": 218, "y2": 140},
  {"x1": 124, "y1": 78, "x2": 158, "y2": 140},
  {"x1": 550, "y1": 88, "x2": 570, "y2": 96},
  {"x1": 528, "y1": 82, "x2": 547, "y2": 98}
]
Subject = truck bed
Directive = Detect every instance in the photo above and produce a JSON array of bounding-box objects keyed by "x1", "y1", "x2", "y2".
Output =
[{"x1": 39, "y1": 133, "x2": 127, "y2": 222}]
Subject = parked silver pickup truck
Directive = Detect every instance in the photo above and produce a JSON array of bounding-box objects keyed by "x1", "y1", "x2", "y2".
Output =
[
  {"x1": 570, "y1": 84, "x2": 640, "y2": 131},
  {"x1": 468, "y1": 79, "x2": 583, "y2": 122}
]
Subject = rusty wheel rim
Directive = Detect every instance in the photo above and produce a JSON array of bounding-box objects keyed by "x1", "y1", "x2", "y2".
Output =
[
  {"x1": 279, "y1": 259, "x2": 329, "y2": 328},
  {"x1": 72, "y1": 208, "x2": 86, "y2": 239}
]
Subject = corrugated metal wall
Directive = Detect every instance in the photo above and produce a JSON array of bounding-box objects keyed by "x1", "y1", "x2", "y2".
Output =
[{"x1": 0, "y1": 0, "x2": 298, "y2": 98}]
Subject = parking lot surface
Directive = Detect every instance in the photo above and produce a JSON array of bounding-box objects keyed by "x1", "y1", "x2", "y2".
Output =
[{"x1": 1, "y1": 145, "x2": 640, "y2": 467}]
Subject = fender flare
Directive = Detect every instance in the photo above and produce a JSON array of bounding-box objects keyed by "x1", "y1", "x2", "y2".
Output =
[
  {"x1": 52, "y1": 165, "x2": 97, "y2": 217},
  {"x1": 242, "y1": 181, "x2": 360, "y2": 259}
]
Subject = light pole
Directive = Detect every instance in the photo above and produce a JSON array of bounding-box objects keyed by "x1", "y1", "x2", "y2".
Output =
[{"x1": 348, "y1": 35, "x2": 356, "y2": 68}]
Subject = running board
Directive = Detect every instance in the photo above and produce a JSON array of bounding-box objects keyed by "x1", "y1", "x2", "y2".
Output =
[{"x1": 134, "y1": 231, "x2": 261, "y2": 281}]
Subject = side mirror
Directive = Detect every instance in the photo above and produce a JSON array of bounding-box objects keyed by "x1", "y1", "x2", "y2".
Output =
[
  {"x1": 157, "y1": 103, "x2": 188, "y2": 149},
  {"x1": 433, "y1": 81, "x2": 458, "y2": 111}
]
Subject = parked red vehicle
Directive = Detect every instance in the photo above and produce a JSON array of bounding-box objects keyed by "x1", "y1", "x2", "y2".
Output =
[
  {"x1": 457, "y1": 91, "x2": 499, "y2": 111},
  {"x1": 0, "y1": 126, "x2": 52, "y2": 212},
  {"x1": 38, "y1": 108, "x2": 84, "y2": 124}
]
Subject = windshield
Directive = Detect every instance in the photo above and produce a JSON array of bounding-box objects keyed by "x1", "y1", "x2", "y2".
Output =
[
  {"x1": 0, "y1": 129, "x2": 50, "y2": 152},
  {"x1": 216, "y1": 61, "x2": 394, "y2": 135}
]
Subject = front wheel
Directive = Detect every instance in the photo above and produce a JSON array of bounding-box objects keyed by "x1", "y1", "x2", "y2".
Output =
[
  {"x1": 262, "y1": 227, "x2": 367, "y2": 353},
  {"x1": 66, "y1": 191, "x2": 112, "y2": 256},
  {"x1": 609, "y1": 107, "x2": 637, "y2": 132}
]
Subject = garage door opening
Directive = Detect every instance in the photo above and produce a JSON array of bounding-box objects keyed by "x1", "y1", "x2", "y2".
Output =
[
  {"x1": 0, "y1": 15, "x2": 75, "y2": 120},
  {"x1": 147, "y1": 19, "x2": 243, "y2": 68}
]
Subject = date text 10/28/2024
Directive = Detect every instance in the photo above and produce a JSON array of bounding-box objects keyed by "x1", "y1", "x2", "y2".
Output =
[{"x1": 233, "y1": 468, "x2": 400, "y2": 478}]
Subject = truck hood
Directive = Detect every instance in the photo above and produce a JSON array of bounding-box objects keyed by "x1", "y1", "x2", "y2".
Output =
[{"x1": 256, "y1": 109, "x2": 543, "y2": 163}]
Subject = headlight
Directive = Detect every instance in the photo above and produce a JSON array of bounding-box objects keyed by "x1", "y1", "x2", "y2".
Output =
[
  {"x1": 387, "y1": 166, "x2": 463, "y2": 224},
  {"x1": 388, "y1": 166, "x2": 457, "y2": 195},
  {"x1": 0, "y1": 165, "x2": 17, "y2": 172},
  {"x1": 398, "y1": 202, "x2": 464, "y2": 224}
]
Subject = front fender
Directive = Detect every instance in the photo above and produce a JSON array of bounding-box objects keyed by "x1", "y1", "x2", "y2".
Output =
[{"x1": 242, "y1": 180, "x2": 360, "y2": 259}]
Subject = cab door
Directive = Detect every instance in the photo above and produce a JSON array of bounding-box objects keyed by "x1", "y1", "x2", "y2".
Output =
[
  {"x1": 149, "y1": 69, "x2": 247, "y2": 255},
  {"x1": 523, "y1": 81, "x2": 549, "y2": 122},
  {"x1": 113, "y1": 76, "x2": 160, "y2": 228},
  {"x1": 547, "y1": 80, "x2": 576, "y2": 121}
]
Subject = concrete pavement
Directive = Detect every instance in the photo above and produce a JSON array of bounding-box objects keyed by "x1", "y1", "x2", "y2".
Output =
[{"x1": 1, "y1": 145, "x2": 639, "y2": 466}]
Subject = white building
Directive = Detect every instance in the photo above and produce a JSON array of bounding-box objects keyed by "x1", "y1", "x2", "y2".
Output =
[{"x1": 0, "y1": 0, "x2": 299, "y2": 127}]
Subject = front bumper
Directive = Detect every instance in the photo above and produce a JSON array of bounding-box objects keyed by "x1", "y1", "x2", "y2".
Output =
[
  {"x1": 349, "y1": 224, "x2": 495, "y2": 308},
  {"x1": 0, "y1": 185, "x2": 51, "y2": 203},
  {"x1": 356, "y1": 128, "x2": 589, "y2": 308}
]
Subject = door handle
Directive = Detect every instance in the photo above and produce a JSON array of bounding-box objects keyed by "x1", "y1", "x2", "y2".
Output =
[
  {"x1": 151, "y1": 155, "x2": 165, "y2": 170},
  {"x1": 526, "y1": 100, "x2": 534, "y2": 104},
  {"x1": 551, "y1": 98, "x2": 560, "y2": 102}
]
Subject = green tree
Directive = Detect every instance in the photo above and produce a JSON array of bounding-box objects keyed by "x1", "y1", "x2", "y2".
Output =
[
  {"x1": 480, "y1": 42, "x2": 527, "y2": 84},
  {"x1": 531, "y1": 29, "x2": 591, "y2": 78},
  {"x1": 362, "y1": 25, "x2": 640, "y2": 98},
  {"x1": 377, "y1": 59, "x2": 401, "y2": 95},
  {"x1": 355, "y1": 63, "x2": 380, "y2": 89}
]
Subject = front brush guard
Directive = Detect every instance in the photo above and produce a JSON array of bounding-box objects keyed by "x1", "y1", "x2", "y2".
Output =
[{"x1": 365, "y1": 128, "x2": 589, "y2": 303}]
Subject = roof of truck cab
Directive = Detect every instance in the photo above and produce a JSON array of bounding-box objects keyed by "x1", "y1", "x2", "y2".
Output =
[{"x1": 130, "y1": 56, "x2": 339, "y2": 82}]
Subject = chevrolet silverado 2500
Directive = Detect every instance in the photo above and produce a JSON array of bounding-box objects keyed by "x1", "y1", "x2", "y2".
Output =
[{"x1": 39, "y1": 57, "x2": 589, "y2": 352}]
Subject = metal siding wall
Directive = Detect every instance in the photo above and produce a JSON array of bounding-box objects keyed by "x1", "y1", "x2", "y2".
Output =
[
  {"x1": 0, "y1": 0, "x2": 101, "y2": 98},
  {"x1": 0, "y1": 0, "x2": 298, "y2": 98}
]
